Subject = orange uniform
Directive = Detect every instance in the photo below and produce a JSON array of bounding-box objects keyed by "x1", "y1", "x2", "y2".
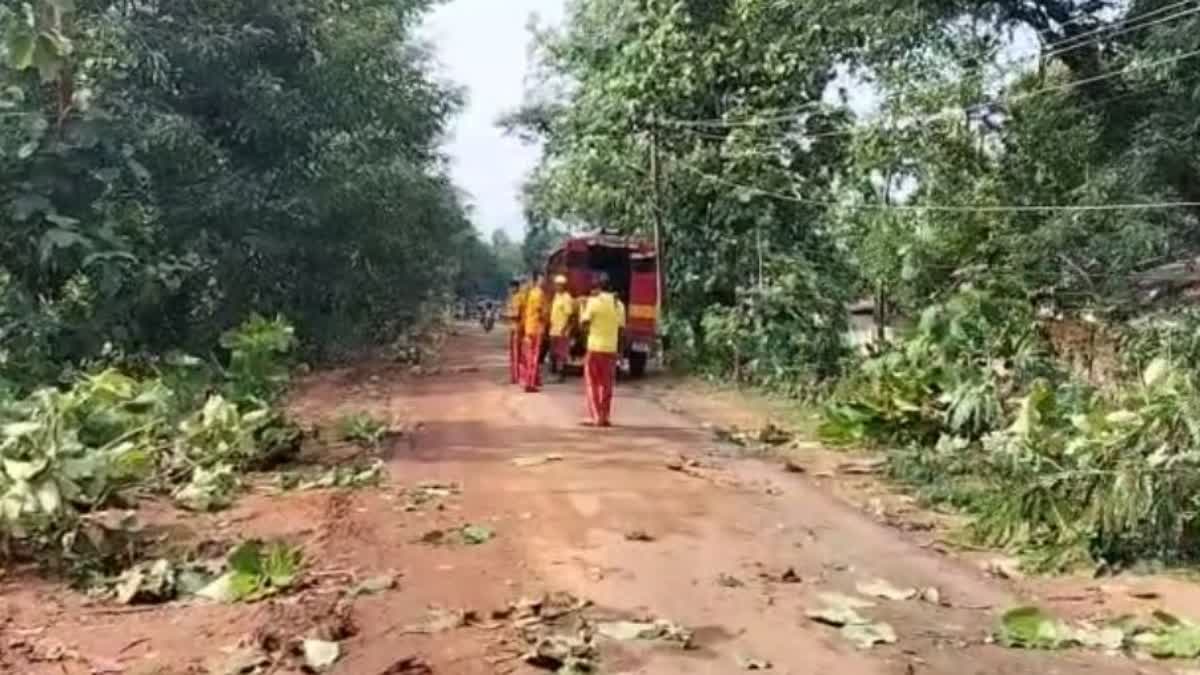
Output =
[{"x1": 520, "y1": 284, "x2": 548, "y2": 391}]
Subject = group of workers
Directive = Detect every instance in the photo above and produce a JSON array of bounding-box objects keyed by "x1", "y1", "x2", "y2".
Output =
[{"x1": 505, "y1": 272, "x2": 626, "y2": 426}]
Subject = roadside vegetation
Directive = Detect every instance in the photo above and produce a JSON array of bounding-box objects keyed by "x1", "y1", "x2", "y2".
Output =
[
  {"x1": 509, "y1": 0, "x2": 1200, "y2": 571},
  {"x1": 0, "y1": 0, "x2": 502, "y2": 583}
]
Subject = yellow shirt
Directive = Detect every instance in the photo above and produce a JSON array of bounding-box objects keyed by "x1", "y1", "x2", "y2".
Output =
[
  {"x1": 523, "y1": 286, "x2": 547, "y2": 335},
  {"x1": 506, "y1": 288, "x2": 527, "y2": 327},
  {"x1": 549, "y1": 291, "x2": 575, "y2": 337},
  {"x1": 581, "y1": 292, "x2": 625, "y2": 354}
]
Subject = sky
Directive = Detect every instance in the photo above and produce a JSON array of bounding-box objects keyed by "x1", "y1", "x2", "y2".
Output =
[{"x1": 424, "y1": 0, "x2": 566, "y2": 241}]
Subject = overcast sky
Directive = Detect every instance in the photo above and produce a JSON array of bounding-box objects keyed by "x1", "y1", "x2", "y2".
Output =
[{"x1": 424, "y1": 0, "x2": 566, "y2": 241}]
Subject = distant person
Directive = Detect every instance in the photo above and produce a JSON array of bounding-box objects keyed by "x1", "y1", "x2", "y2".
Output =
[
  {"x1": 579, "y1": 272, "x2": 625, "y2": 426},
  {"x1": 548, "y1": 275, "x2": 575, "y2": 382},
  {"x1": 504, "y1": 278, "x2": 526, "y2": 384},
  {"x1": 520, "y1": 272, "x2": 549, "y2": 392}
]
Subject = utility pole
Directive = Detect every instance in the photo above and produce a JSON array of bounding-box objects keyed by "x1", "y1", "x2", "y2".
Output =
[{"x1": 648, "y1": 114, "x2": 665, "y2": 320}]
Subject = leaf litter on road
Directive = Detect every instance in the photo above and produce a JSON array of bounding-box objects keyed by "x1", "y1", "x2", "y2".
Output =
[
  {"x1": 856, "y1": 578, "x2": 917, "y2": 601},
  {"x1": 399, "y1": 480, "x2": 460, "y2": 511},
  {"x1": 736, "y1": 654, "x2": 773, "y2": 670},
  {"x1": 460, "y1": 523, "x2": 495, "y2": 545},
  {"x1": 416, "y1": 523, "x2": 494, "y2": 546},
  {"x1": 624, "y1": 529, "x2": 655, "y2": 542},
  {"x1": 302, "y1": 638, "x2": 340, "y2": 671},
  {"x1": 349, "y1": 574, "x2": 397, "y2": 597},
  {"x1": 595, "y1": 619, "x2": 694, "y2": 648},
  {"x1": 512, "y1": 453, "x2": 565, "y2": 467},
  {"x1": 995, "y1": 605, "x2": 1200, "y2": 658},
  {"x1": 196, "y1": 539, "x2": 302, "y2": 603},
  {"x1": 806, "y1": 592, "x2": 895, "y2": 650},
  {"x1": 717, "y1": 573, "x2": 745, "y2": 588}
]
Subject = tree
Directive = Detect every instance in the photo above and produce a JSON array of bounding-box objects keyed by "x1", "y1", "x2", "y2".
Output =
[
  {"x1": 0, "y1": 0, "x2": 476, "y2": 382},
  {"x1": 507, "y1": 0, "x2": 855, "y2": 386}
]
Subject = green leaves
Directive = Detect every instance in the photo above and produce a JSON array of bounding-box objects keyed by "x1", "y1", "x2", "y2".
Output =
[
  {"x1": 197, "y1": 540, "x2": 303, "y2": 603},
  {"x1": 997, "y1": 606, "x2": 1200, "y2": 659},
  {"x1": 460, "y1": 524, "x2": 495, "y2": 545},
  {"x1": 997, "y1": 607, "x2": 1072, "y2": 650},
  {"x1": 336, "y1": 412, "x2": 389, "y2": 449},
  {"x1": 6, "y1": 28, "x2": 35, "y2": 70}
]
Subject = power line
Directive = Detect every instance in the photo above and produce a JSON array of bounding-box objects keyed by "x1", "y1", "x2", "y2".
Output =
[
  {"x1": 1038, "y1": 0, "x2": 1195, "y2": 51},
  {"x1": 657, "y1": 1, "x2": 1199, "y2": 130},
  {"x1": 665, "y1": 45, "x2": 1200, "y2": 145},
  {"x1": 676, "y1": 162, "x2": 1200, "y2": 213}
]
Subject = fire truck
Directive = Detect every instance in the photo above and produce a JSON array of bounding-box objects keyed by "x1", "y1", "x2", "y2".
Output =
[{"x1": 542, "y1": 230, "x2": 659, "y2": 377}]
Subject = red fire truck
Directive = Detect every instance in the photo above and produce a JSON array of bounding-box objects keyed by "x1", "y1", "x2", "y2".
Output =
[{"x1": 542, "y1": 230, "x2": 659, "y2": 377}]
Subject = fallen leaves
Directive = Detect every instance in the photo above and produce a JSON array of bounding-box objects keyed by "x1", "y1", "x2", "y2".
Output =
[
  {"x1": 717, "y1": 573, "x2": 745, "y2": 588},
  {"x1": 995, "y1": 605, "x2": 1200, "y2": 659},
  {"x1": 805, "y1": 592, "x2": 895, "y2": 650},
  {"x1": 595, "y1": 619, "x2": 694, "y2": 648},
  {"x1": 841, "y1": 621, "x2": 898, "y2": 649},
  {"x1": 397, "y1": 607, "x2": 478, "y2": 635},
  {"x1": 196, "y1": 540, "x2": 303, "y2": 603},
  {"x1": 301, "y1": 638, "x2": 340, "y2": 671},
  {"x1": 460, "y1": 524, "x2": 495, "y2": 545},
  {"x1": 114, "y1": 559, "x2": 180, "y2": 605},
  {"x1": 782, "y1": 459, "x2": 806, "y2": 473},
  {"x1": 399, "y1": 480, "x2": 460, "y2": 511},
  {"x1": 416, "y1": 523, "x2": 496, "y2": 546},
  {"x1": 512, "y1": 454, "x2": 565, "y2": 467},
  {"x1": 984, "y1": 557, "x2": 1024, "y2": 581},
  {"x1": 349, "y1": 574, "x2": 397, "y2": 597},
  {"x1": 736, "y1": 654, "x2": 773, "y2": 670},
  {"x1": 280, "y1": 460, "x2": 384, "y2": 491},
  {"x1": 174, "y1": 463, "x2": 239, "y2": 511},
  {"x1": 624, "y1": 529, "x2": 655, "y2": 542},
  {"x1": 835, "y1": 457, "x2": 887, "y2": 475},
  {"x1": 712, "y1": 423, "x2": 793, "y2": 447},
  {"x1": 378, "y1": 656, "x2": 434, "y2": 675},
  {"x1": 855, "y1": 578, "x2": 917, "y2": 601}
]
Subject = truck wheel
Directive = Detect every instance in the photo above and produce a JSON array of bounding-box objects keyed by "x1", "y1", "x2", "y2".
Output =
[{"x1": 628, "y1": 352, "x2": 648, "y2": 378}]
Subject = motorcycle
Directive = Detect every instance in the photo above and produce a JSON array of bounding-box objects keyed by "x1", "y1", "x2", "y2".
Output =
[{"x1": 480, "y1": 308, "x2": 495, "y2": 332}]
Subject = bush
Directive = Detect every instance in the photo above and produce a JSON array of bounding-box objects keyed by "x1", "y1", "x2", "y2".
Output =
[
  {"x1": 975, "y1": 360, "x2": 1200, "y2": 568},
  {"x1": 220, "y1": 314, "x2": 298, "y2": 405},
  {"x1": 0, "y1": 315, "x2": 300, "y2": 560},
  {"x1": 820, "y1": 287, "x2": 1051, "y2": 446},
  {"x1": 699, "y1": 259, "x2": 850, "y2": 396}
]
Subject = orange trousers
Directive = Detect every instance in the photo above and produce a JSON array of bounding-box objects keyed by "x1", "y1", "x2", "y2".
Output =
[
  {"x1": 521, "y1": 332, "x2": 544, "y2": 391},
  {"x1": 584, "y1": 351, "x2": 617, "y2": 425},
  {"x1": 508, "y1": 328, "x2": 522, "y2": 384}
]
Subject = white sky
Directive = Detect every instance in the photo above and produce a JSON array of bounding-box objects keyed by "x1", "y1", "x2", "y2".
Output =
[{"x1": 424, "y1": 0, "x2": 566, "y2": 240}]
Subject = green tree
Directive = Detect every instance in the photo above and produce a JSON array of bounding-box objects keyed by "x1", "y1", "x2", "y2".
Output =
[
  {"x1": 508, "y1": 0, "x2": 855, "y2": 386},
  {"x1": 0, "y1": 0, "x2": 477, "y2": 382}
]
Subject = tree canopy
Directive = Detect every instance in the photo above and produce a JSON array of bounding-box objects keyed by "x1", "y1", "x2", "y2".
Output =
[
  {"x1": 1, "y1": 0, "x2": 497, "y2": 384},
  {"x1": 508, "y1": 0, "x2": 1200, "y2": 387}
]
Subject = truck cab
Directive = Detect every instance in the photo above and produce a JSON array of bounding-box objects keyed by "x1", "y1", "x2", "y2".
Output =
[{"x1": 544, "y1": 231, "x2": 659, "y2": 377}]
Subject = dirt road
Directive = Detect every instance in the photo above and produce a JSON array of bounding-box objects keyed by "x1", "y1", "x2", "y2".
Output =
[{"x1": 3, "y1": 327, "x2": 1174, "y2": 674}]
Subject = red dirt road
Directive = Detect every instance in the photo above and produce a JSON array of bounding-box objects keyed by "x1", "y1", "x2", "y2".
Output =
[{"x1": 2, "y1": 328, "x2": 1173, "y2": 674}]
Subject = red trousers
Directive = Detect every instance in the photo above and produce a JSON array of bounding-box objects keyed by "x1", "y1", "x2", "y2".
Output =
[
  {"x1": 550, "y1": 335, "x2": 570, "y2": 365},
  {"x1": 584, "y1": 351, "x2": 617, "y2": 425},
  {"x1": 508, "y1": 328, "x2": 522, "y2": 384},
  {"x1": 521, "y1": 332, "x2": 544, "y2": 390}
]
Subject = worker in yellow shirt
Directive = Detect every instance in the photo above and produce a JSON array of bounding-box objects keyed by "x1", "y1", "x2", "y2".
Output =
[
  {"x1": 579, "y1": 272, "x2": 625, "y2": 426},
  {"x1": 548, "y1": 275, "x2": 575, "y2": 381},
  {"x1": 520, "y1": 272, "x2": 549, "y2": 392},
  {"x1": 504, "y1": 277, "x2": 526, "y2": 385}
]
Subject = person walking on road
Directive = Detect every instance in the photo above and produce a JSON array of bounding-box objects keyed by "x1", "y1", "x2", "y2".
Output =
[
  {"x1": 580, "y1": 272, "x2": 625, "y2": 426},
  {"x1": 548, "y1": 275, "x2": 575, "y2": 382},
  {"x1": 505, "y1": 278, "x2": 526, "y2": 385},
  {"x1": 520, "y1": 272, "x2": 549, "y2": 392}
]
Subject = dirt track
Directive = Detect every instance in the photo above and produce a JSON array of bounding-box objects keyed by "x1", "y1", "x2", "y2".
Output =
[{"x1": 2, "y1": 327, "x2": 1177, "y2": 674}]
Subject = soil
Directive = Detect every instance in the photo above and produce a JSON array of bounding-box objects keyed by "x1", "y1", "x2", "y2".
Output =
[{"x1": 0, "y1": 327, "x2": 1190, "y2": 674}]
